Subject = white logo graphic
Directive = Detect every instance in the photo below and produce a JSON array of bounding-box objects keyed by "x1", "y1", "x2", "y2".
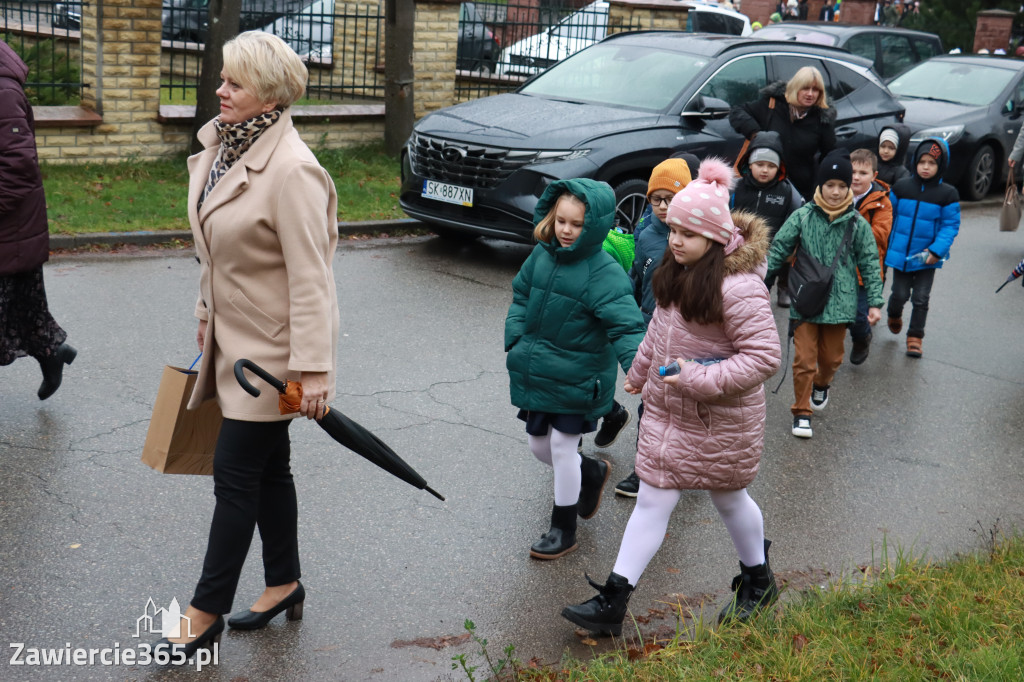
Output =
[{"x1": 134, "y1": 598, "x2": 196, "y2": 639}]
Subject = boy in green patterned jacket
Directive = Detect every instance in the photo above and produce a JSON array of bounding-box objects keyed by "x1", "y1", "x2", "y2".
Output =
[{"x1": 765, "y1": 150, "x2": 883, "y2": 439}]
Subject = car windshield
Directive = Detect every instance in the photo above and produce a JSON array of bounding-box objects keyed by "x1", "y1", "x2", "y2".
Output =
[
  {"x1": 519, "y1": 42, "x2": 709, "y2": 111},
  {"x1": 888, "y1": 60, "x2": 1016, "y2": 106},
  {"x1": 755, "y1": 27, "x2": 837, "y2": 46}
]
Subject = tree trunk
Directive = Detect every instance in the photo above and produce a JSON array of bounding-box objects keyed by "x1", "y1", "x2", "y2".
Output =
[
  {"x1": 190, "y1": 0, "x2": 243, "y2": 153},
  {"x1": 384, "y1": 0, "x2": 415, "y2": 157}
]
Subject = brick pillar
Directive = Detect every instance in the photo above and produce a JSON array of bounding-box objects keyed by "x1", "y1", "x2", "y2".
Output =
[
  {"x1": 743, "y1": 0, "x2": 775, "y2": 26},
  {"x1": 331, "y1": 1, "x2": 383, "y2": 99},
  {"x1": 974, "y1": 9, "x2": 1015, "y2": 54},
  {"x1": 78, "y1": 0, "x2": 166, "y2": 160},
  {"x1": 413, "y1": 0, "x2": 459, "y2": 119},
  {"x1": 836, "y1": 0, "x2": 877, "y2": 26}
]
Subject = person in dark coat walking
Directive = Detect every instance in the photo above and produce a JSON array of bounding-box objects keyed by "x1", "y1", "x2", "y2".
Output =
[
  {"x1": 0, "y1": 39, "x2": 76, "y2": 400},
  {"x1": 876, "y1": 124, "x2": 912, "y2": 187},
  {"x1": 730, "y1": 67, "x2": 836, "y2": 201}
]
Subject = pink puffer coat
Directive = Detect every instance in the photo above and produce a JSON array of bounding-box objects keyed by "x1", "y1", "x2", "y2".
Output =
[{"x1": 626, "y1": 211, "x2": 781, "y2": 491}]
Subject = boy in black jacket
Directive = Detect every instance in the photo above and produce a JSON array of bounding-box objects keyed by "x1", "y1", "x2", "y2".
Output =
[
  {"x1": 732, "y1": 131, "x2": 803, "y2": 306},
  {"x1": 876, "y1": 125, "x2": 911, "y2": 187}
]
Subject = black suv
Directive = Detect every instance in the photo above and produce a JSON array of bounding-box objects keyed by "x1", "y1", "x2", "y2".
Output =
[{"x1": 400, "y1": 33, "x2": 905, "y2": 243}]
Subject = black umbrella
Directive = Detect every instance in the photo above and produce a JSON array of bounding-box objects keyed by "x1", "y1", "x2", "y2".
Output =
[
  {"x1": 996, "y1": 256, "x2": 1024, "y2": 293},
  {"x1": 234, "y1": 359, "x2": 444, "y2": 501}
]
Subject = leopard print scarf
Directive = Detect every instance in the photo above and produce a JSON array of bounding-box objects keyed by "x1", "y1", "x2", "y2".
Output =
[{"x1": 198, "y1": 109, "x2": 281, "y2": 210}]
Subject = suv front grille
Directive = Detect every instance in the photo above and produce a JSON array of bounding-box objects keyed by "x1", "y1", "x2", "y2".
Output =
[{"x1": 408, "y1": 132, "x2": 541, "y2": 190}]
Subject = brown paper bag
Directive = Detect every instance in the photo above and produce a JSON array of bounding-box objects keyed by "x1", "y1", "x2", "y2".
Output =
[
  {"x1": 141, "y1": 366, "x2": 222, "y2": 475},
  {"x1": 1000, "y1": 169, "x2": 1022, "y2": 232}
]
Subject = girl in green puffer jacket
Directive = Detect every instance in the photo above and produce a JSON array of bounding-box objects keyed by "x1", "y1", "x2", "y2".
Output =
[{"x1": 505, "y1": 178, "x2": 646, "y2": 560}]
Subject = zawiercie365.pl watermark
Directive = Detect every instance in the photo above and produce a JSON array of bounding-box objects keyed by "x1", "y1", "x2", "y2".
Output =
[{"x1": 9, "y1": 597, "x2": 219, "y2": 671}]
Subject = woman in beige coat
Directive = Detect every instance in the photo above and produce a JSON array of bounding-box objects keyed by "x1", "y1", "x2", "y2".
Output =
[{"x1": 157, "y1": 32, "x2": 339, "y2": 660}]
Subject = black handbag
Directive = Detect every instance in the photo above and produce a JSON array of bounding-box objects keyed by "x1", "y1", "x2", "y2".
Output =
[{"x1": 788, "y1": 223, "x2": 855, "y2": 319}]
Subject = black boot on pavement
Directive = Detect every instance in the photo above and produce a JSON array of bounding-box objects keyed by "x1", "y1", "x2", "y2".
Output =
[
  {"x1": 614, "y1": 471, "x2": 640, "y2": 497},
  {"x1": 37, "y1": 342, "x2": 77, "y2": 400},
  {"x1": 577, "y1": 455, "x2": 610, "y2": 519},
  {"x1": 593, "y1": 402, "x2": 631, "y2": 448},
  {"x1": 561, "y1": 572, "x2": 634, "y2": 636},
  {"x1": 717, "y1": 539, "x2": 779, "y2": 624},
  {"x1": 530, "y1": 504, "x2": 578, "y2": 560},
  {"x1": 849, "y1": 332, "x2": 872, "y2": 365}
]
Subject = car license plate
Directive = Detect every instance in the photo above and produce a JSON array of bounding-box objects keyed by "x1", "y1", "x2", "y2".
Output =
[{"x1": 422, "y1": 180, "x2": 473, "y2": 207}]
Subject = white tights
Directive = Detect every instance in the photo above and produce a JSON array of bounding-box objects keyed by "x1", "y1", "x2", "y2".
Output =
[
  {"x1": 528, "y1": 427, "x2": 582, "y2": 507},
  {"x1": 611, "y1": 482, "x2": 766, "y2": 586}
]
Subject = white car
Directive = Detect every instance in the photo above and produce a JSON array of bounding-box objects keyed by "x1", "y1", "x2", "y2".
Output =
[
  {"x1": 263, "y1": 0, "x2": 334, "y2": 63},
  {"x1": 496, "y1": 0, "x2": 752, "y2": 78}
]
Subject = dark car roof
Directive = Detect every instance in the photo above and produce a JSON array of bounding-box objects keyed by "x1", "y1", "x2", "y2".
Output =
[
  {"x1": 602, "y1": 31, "x2": 875, "y2": 68},
  {"x1": 756, "y1": 22, "x2": 941, "y2": 42}
]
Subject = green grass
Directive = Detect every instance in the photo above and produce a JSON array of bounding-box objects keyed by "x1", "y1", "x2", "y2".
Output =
[
  {"x1": 41, "y1": 140, "x2": 403, "y2": 234},
  {"x1": 456, "y1": 533, "x2": 1024, "y2": 681}
]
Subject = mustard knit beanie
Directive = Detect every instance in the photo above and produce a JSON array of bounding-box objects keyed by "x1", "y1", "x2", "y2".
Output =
[{"x1": 647, "y1": 158, "x2": 693, "y2": 198}]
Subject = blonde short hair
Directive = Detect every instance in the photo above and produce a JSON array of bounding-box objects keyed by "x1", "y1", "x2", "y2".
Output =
[
  {"x1": 785, "y1": 66, "x2": 828, "y2": 110},
  {"x1": 533, "y1": 193, "x2": 584, "y2": 243},
  {"x1": 223, "y1": 31, "x2": 308, "y2": 108}
]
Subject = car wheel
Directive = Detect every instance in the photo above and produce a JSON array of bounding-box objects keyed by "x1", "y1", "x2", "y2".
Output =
[
  {"x1": 432, "y1": 226, "x2": 480, "y2": 242},
  {"x1": 613, "y1": 179, "x2": 649, "y2": 233},
  {"x1": 962, "y1": 144, "x2": 995, "y2": 201}
]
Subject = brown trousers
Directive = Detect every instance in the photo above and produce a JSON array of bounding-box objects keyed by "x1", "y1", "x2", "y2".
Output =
[{"x1": 791, "y1": 322, "x2": 846, "y2": 416}]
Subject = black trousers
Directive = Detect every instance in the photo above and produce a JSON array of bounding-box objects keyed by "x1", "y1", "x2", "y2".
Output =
[
  {"x1": 887, "y1": 267, "x2": 936, "y2": 339},
  {"x1": 191, "y1": 418, "x2": 300, "y2": 615}
]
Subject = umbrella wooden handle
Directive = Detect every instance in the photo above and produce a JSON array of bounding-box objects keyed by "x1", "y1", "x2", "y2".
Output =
[{"x1": 234, "y1": 359, "x2": 287, "y2": 397}]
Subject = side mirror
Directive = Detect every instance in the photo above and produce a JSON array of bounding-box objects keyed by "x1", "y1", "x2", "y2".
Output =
[{"x1": 682, "y1": 95, "x2": 731, "y2": 120}]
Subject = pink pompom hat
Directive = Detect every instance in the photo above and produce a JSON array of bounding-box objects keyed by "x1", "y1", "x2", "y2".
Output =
[{"x1": 665, "y1": 157, "x2": 743, "y2": 255}]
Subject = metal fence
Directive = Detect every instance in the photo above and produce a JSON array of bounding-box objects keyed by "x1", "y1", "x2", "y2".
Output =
[
  {"x1": 0, "y1": 1, "x2": 85, "y2": 105},
  {"x1": 163, "y1": 0, "x2": 384, "y2": 103},
  {"x1": 456, "y1": 0, "x2": 636, "y2": 101}
]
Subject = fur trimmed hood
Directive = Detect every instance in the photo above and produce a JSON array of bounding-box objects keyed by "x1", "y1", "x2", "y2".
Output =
[{"x1": 724, "y1": 210, "x2": 771, "y2": 278}]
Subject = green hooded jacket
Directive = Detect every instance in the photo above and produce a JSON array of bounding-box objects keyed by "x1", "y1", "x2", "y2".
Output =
[
  {"x1": 766, "y1": 201, "x2": 883, "y2": 325},
  {"x1": 505, "y1": 178, "x2": 646, "y2": 419}
]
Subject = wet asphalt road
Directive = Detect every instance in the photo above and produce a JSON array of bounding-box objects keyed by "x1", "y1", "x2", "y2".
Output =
[{"x1": 2, "y1": 202, "x2": 1023, "y2": 681}]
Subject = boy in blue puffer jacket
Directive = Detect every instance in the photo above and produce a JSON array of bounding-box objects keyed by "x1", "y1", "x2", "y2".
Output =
[{"x1": 885, "y1": 138, "x2": 960, "y2": 358}]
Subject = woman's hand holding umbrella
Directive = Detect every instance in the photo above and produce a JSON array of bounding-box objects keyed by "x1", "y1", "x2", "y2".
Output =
[
  {"x1": 234, "y1": 359, "x2": 445, "y2": 501},
  {"x1": 299, "y1": 371, "x2": 328, "y2": 420}
]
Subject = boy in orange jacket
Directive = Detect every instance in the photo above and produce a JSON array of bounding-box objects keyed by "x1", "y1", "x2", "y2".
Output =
[{"x1": 847, "y1": 149, "x2": 892, "y2": 365}]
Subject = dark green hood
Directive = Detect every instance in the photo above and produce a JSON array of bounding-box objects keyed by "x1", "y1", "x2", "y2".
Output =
[{"x1": 533, "y1": 178, "x2": 615, "y2": 260}]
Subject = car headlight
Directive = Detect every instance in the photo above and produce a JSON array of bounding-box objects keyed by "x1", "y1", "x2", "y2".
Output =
[
  {"x1": 531, "y1": 149, "x2": 591, "y2": 164},
  {"x1": 909, "y1": 124, "x2": 964, "y2": 146}
]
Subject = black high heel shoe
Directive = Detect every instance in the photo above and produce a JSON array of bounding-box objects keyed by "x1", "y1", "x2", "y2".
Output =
[
  {"x1": 37, "y1": 343, "x2": 77, "y2": 400},
  {"x1": 154, "y1": 614, "x2": 224, "y2": 663},
  {"x1": 227, "y1": 582, "x2": 305, "y2": 630}
]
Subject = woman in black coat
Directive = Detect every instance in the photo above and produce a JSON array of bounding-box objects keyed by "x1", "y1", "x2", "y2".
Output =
[
  {"x1": 729, "y1": 66, "x2": 836, "y2": 200},
  {"x1": 0, "y1": 39, "x2": 76, "y2": 399}
]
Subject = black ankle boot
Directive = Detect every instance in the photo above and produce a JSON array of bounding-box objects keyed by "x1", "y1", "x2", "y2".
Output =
[
  {"x1": 577, "y1": 455, "x2": 610, "y2": 519},
  {"x1": 530, "y1": 504, "x2": 578, "y2": 559},
  {"x1": 37, "y1": 343, "x2": 77, "y2": 400},
  {"x1": 561, "y1": 572, "x2": 634, "y2": 636},
  {"x1": 718, "y1": 538, "x2": 778, "y2": 624}
]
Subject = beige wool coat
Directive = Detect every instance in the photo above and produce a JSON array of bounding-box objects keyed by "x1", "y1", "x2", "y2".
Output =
[{"x1": 186, "y1": 110, "x2": 339, "y2": 421}]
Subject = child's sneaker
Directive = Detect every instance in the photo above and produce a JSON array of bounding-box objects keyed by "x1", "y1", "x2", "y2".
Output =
[
  {"x1": 906, "y1": 337, "x2": 923, "y2": 358},
  {"x1": 594, "y1": 403, "x2": 631, "y2": 448},
  {"x1": 810, "y1": 384, "x2": 829, "y2": 411},
  {"x1": 792, "y1": 415, "x2": 813, "y2": 438},
  {"x1": 614, "y1": 471, "x2": 640, "y2": 497},
  {"x1": 888, "y1": 317, "x2": 903, "y2": 334}
]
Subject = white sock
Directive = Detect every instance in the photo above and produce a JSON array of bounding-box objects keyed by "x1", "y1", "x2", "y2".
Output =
[
  {"x1": 611, "y1": 481, "x2": 681, "y2": 585},
  {"x1": 710, "y1": 488, "x2": 766, "y2": 567}
]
